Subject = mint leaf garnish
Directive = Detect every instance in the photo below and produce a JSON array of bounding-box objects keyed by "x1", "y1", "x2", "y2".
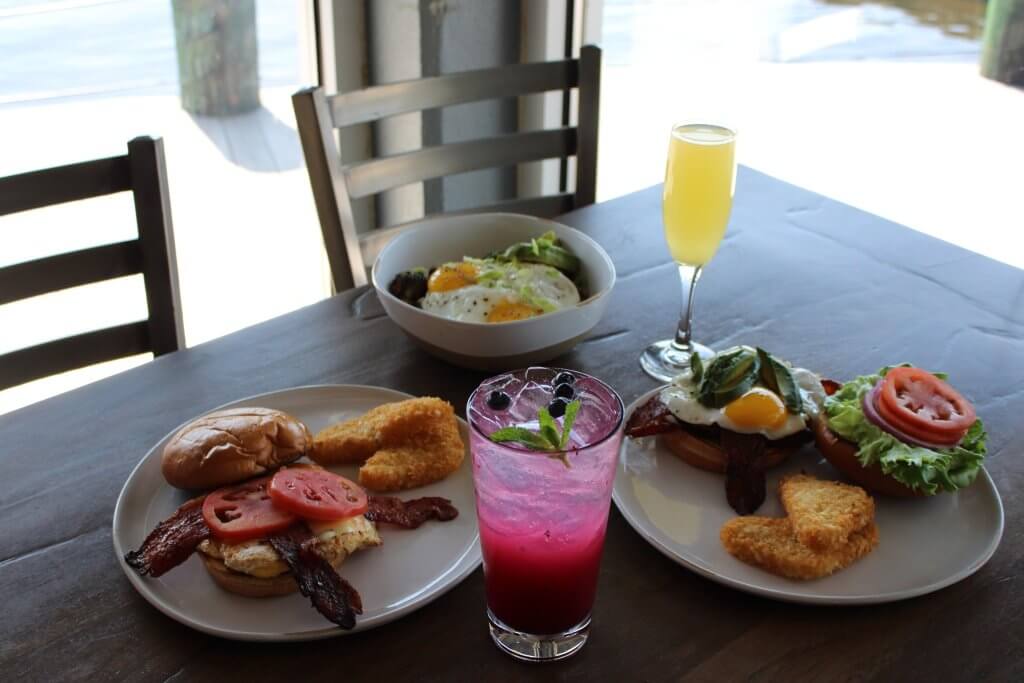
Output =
[
  {"x1": 559, "y1": 399, "x2": 581, "y2": 449},
  {"x1": 489, "y1": 427, "x2": 555, "y2": 451},
  {"x1": 537, "y1": 407, "x2": 560, "y2": 446},
  {"x1": 487, "y1": 398, "x2": 584, "y2": 467}
]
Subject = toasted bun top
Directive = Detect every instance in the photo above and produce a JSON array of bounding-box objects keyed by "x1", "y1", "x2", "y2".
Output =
[
  {"x1": 161, "y1": 407, "x2": 311, "y2": 489},
  {"x1": 811, "y1": 416, "x2": 922, "y2": 498}
]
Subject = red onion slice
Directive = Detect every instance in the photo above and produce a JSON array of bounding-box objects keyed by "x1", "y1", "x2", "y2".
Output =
[{"x1": 862, "y1": 382, "x2": 959, "y2": 450}]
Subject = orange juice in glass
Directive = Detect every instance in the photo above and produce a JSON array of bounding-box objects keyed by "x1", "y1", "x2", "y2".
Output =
[{"x1": 641, "y1": 123, "x2": 736, "y2": 382}]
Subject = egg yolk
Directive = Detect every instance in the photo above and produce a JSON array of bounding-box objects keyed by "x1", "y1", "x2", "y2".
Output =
[
  {"x1": 723, "y1": 388, "x2": 788, "y2": 430},
  {"x1": 427, "y1": 262, "x2": 478, "y2": 293},
  {"x1": 485, "y1": 299, "x2": 542, "y2": 323}
]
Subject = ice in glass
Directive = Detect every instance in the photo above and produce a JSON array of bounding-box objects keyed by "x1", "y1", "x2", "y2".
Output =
[{"x1": 467, "y1": 367, "x2": 624, "y2": 661}]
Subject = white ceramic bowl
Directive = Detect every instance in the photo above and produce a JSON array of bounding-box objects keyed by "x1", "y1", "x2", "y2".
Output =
[{"x1": 371, "y1": 213, "x2": 616, "y2": 370}]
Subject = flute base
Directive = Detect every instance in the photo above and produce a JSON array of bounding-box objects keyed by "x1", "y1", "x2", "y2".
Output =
[
  {"x1": 640, "y1": 339, "x2": 714, "y2": 383},
  {"x1": 487, "y1": 610, "x2": 590, "y2": 662}
]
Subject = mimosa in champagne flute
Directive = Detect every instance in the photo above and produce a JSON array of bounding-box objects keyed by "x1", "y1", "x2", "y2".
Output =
[{"x1": 640, "y1": 123, "x2": 736, "y2": 382}]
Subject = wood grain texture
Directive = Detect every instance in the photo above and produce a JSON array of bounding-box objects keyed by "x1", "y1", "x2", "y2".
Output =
[{"x1": 1, "y1": 167, "x2": 1022, "y2": 681}]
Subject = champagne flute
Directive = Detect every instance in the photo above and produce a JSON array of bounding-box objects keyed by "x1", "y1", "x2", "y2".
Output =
[{"x1": 640, "y1": 123, "x2": 737, "y2": 382}]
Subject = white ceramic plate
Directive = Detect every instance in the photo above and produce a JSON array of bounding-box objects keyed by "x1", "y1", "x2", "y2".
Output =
[
  {"x1": 113, "y1": 385, "x2": 481, "y2": 641},
  {"x1": 612, "y1": 388, "x2": 1004, "y2": 605}
]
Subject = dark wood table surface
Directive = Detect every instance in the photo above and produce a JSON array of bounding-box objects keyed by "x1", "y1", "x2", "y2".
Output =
[{"x1": 2, "y1": 168, "x2": 1022, "y2": 681}]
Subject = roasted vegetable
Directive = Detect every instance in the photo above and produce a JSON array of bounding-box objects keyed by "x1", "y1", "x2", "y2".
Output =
[{"x1": 388, "y1": 268, "x2": 428, "y2": 305}]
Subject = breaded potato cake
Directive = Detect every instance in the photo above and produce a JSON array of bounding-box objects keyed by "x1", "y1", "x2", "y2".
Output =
[
  {"x1": 311, "y1": 397, "x2": 465, "y2": 491},
  {"x1": 779, "y1": 474, "x2": 875, "y2": 551},
  {"x1": 312, "y1": 397, "x2": 454, "y2": 465},
  {"x1": 359, "y1": 418, "x2": 464, "y2": 492},
  {"x1": 720, "y1": 517, "x2": 878, "y2": 580}
]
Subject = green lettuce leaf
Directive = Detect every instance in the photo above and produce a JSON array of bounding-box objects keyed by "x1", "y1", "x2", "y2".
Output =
[{"x1": 824, "y1": 366, "x2": 987, "y2": 495}]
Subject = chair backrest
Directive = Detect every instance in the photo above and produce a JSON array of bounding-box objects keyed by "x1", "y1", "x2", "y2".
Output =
[
  {"x1": 293, "y1": 45, "x2": 602, "y2": 291},
  {"x1": 0, "y1": 136, "x2": 184, "y2": 391}
]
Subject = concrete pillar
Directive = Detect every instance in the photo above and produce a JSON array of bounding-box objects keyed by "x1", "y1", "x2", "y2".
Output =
[
  {"x1": 325, "y1": 0, "x2": 594, "y2": 229},
  {"x1": 420, "y1": 0, "x2": 522, "y2": 215}
]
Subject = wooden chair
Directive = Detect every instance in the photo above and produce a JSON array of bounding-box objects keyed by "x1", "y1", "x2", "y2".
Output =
[
  {"x1": 0, "y1": 136, "x2": 184, "y2": 391},
  {"x1": 293, "y1": 45, "x2": 602, "y2": 291}
]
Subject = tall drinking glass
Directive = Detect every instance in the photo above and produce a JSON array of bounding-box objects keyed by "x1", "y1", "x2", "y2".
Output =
[
  {"x1": 467, "y1": 367, "x2": 624, "y2": 662},
  {"x1": 640, "y1": 122, "x2": 737, "y2": 382}
]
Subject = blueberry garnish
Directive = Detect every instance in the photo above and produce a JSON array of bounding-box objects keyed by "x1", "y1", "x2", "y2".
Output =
[
  {"x1": 554, "y1": 372, "x2": 575, "y2": 386},
  {"x1": 487, "y1": 391, "x2": 511, "y2": 411},
  {"x1": 554, "y1": 383, "x2": 575, "y2": 400},
  {"x1": 548, "y1": 397, "x2": 570, "y2": 418}
]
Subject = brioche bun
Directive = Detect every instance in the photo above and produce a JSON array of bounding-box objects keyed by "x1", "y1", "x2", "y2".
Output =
[
  {"x1": 199, "y1": 548, "x2": 350, "y2": 598},
  {"x1": 161, "y1": 407, "x2": 312, "y2": 489},
  {"x1": 812, "y1": 417, "x2": 922, "y2": 497},
  {"x1": 199, "y1": 554, "x2": 299, "y2": 598},
  {"x1": 660, "y1": 428, "x2": 794, "y2": 473}
]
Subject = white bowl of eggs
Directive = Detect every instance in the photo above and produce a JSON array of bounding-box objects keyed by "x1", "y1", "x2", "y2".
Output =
[{"x1": 371, "y1": 213, "x2": 616, "y2": 371}]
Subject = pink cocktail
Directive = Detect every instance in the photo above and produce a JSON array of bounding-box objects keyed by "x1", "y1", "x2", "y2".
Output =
[{"x1": 468, "y1": 367, "x2": 624, "y2": 661}]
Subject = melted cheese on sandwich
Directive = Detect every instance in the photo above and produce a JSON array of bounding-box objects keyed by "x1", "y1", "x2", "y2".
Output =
[{"x1": 198, "y1": 515, "x2": 382, "y2": 578}]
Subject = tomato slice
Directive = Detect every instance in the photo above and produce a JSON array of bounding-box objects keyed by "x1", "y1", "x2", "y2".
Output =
[
  {"x1": 201, "y1": 476, "x2": 298, "y2": 541},
  {"x1": 269, "y1": 467, "x2": 368, "y2": 521},
  {"x1": 875, "y1": 367, "x2": 976, "y2": 445}
]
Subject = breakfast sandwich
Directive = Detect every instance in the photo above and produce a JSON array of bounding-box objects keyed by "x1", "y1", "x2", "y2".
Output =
[
  {"x1": 626, "y1": 346, "x2": 827, "y2": 513},
  {"x1": 813, "y1": 365, "x2": 986, "y2": 497},
  {"x1": 311, "y1": 397, "x2": 465, "y2": 492},
  {"x1": 126, "y1": 407, "x2": 460, "y2": 629}
]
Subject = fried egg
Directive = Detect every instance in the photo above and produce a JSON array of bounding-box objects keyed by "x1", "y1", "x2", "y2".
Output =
[
  {"x1": 419, "y1": 261, "x2": 579, "y2": 323},
  {"x1": 197, "y1": 514, "x2": 382, "y2": 578},
  {"x1": 660, "y1": 365, "x2": 826, "y2": 440}
]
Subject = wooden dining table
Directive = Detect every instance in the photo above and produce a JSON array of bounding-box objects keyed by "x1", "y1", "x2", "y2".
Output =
[{"x1": 2, "y1": 167, "x2": 1022, "y2": 681}]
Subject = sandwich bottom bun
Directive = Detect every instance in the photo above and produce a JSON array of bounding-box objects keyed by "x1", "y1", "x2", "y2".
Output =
[
  {"x1": 659, "y1": 428, "x2": 794, "y2": 474},
  {"x1": 199, "y1": 554, "x2": 299, "y2": 598},
  {"x1": 812, "y1": 417, "x2": 922, "y2": 498}
]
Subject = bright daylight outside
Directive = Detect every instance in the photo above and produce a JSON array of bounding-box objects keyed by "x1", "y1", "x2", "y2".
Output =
[
  {"x1": 2, "y1": 0, "x2": 1021, "y2": 414},
  {"x1": 2, "y1": 0, "x2": 1023, "y2": 677}
]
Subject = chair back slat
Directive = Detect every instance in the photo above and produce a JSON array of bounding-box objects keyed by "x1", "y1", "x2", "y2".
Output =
[
  {"x1": 465, "y1": 193, "x2": 576, "y2": 221},
  {"x1": 0, "y1": 136, "x2": 183, "y2": 392},
  {"x1": 0, "y1": 240, "x2": 142, "y2": 306},
  {"x1": 0, "y1": 321, "x2": 150, "y2": 391},
  {"x1": 293, "y1": 86, "x2": 362, "y2": 291},
  {"x1": 127, "y1": 137, "x2": 184, "y2": 355},
  {"x1": 329, "y1": 59, "x2": 578, "y2": 128},
  {"x1": 359, "y1": 194, "x2": 576, "y2": 267},
  {"x1": 575, "y1": 45, "x2": 602, "y2": 207},
  {"x1": 345, "y1": 128, "x2": 577, "y2": 200},
  {"x1": 293, "y1": 46, "x2": 602, "y2": 291},
  {"x1": 0, "y1": 156, "x2": 131, "y2": 216}
]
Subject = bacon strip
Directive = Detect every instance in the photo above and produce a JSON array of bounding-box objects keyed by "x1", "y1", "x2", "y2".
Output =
[
  {"x1": 721, "y1": 430, "x2": 769, "y2": 515},
  {"x1": 625, "y1": 394, "x2": 679, "y2": 437},
  {"x1": 124, "y1": 497, "x2": 210, "y2": 577},
  {"x1": 267, "y1": 524, "x2": 362, "y2": 630},
  {"x1": 366, "y1": 495, "x2": 458, "y2": 529},
  {"x1": 821, "y1": 378, "x2": 842, "y2": 396}
]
